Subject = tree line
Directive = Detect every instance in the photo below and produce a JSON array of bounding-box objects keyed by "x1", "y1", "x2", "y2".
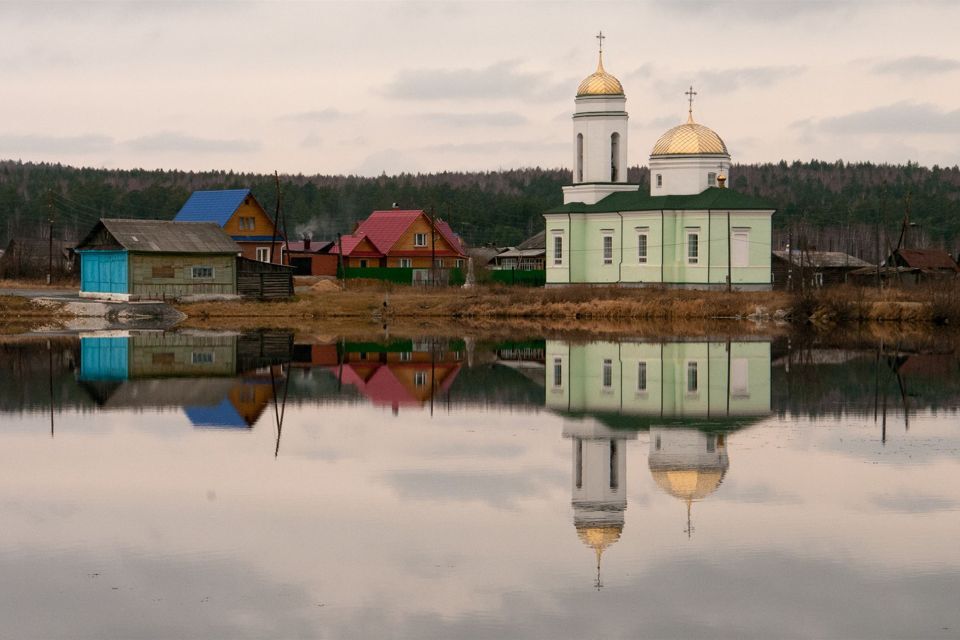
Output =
[{"x1": 0, "y1": 159, "x2": 957, "y2": 260}]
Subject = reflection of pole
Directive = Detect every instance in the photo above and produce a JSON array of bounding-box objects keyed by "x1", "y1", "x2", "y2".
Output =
[
  {"x1": 430, "y1": 338, "x2": 436, "y2": 417},
  {"x1": 48, "y1": 340, "x2": 54, "y2": 438}
]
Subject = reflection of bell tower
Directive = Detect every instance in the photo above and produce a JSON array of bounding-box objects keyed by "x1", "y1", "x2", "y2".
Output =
[
  {"x1": 563, "y1": 420, "x2": 635, "y2": 588},
  {"x1": 648, "y1": 428, "x2": 729, "y2": 537}
]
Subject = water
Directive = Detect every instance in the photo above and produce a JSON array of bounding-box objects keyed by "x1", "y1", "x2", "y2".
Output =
[{"x1": 1, "y1": 329, "x2": 959, "y2": 639}]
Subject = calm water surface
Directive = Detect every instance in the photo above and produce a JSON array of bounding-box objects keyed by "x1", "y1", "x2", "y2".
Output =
[{"x1": 1, "y1": 330, "x2": 958, "y2": 639}]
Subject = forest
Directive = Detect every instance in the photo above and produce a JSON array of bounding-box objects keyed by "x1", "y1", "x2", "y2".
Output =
[{"x1": 0, "y1": 159, "x2": 958, "y2": 263}]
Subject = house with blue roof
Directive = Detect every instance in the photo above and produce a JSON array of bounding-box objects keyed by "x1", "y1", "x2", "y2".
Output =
[{"x1": 174, "y1": 189, "x2": 285, "y2": 263}]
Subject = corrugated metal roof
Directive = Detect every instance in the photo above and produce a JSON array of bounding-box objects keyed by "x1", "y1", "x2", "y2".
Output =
[
  {"x1": 174, "y1": 189, "x2": 251, "y2": 226},
  {"x1": 773, "y1": 250, "x2": 871, "y2": 269},
  {"x1": 894, "y1": 248, "x2": 959, "y2": 271},
  {"x1": 330, "y1": 210, "x2": 466, "y2": 256},
  {"x1": 78, "y1": 219, "x2": 240, "y2": 254}
]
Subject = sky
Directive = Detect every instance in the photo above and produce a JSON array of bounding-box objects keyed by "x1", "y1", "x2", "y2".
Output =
[{"x1": 1, "y1": 0, "x2": 959, "y2": 176}]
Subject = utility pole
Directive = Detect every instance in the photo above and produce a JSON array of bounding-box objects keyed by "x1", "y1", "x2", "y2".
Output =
[
  {"x1": 46, "y1": 190, "x2": 54, "y2": 285},
  {"x1": 429, "y1": 206, "x2": 437, "y2": 287},
  {"x1": 269, "y1": 171, "x2": 281, "y2": 264},
  {"x1": 337, "y1": 232, "x2": 346, "y2": 290}
]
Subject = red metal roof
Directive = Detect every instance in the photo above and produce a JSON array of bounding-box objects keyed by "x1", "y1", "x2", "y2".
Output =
[
  {"x1": 330, "y1": 210, "x2": 465, "y2": 256},
  {"x1": 895, "y1": 249, "x2": 959, "y2": 271}
]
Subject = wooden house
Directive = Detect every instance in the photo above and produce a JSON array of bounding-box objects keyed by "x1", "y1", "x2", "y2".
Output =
[
  {"x1": 330, "y1": 209, "x2": 466, "y2": 282},
  {"x1": 174, "y1": 189, "x2": 285, "y2": 263},
  {"x1": 490, "y1": 230, "x2": 546, "y2": 271},
  {"x1": 771, "y1": 250, "x2": 871, "y2": 290},
  {"x1": 76, "y1": 219, "x2": 240, "y2": 300}
]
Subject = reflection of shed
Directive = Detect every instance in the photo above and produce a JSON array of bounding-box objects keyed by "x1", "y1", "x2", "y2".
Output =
[{"x1": 771, "y1": 250, "x2": 870, "y2": 289}]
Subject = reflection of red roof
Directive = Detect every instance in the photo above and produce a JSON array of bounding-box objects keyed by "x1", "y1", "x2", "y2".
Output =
[
  {"x1": 330, "y1": 210, "x2": 465, "y2": 257},
  {"x1": 331, "y1": 362, "x2": 461, "y2": 411}
]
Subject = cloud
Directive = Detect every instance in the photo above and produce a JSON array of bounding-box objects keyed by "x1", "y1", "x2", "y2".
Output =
[
  {"x1": 0, "y1": 133, "x2": 113, "y2": 155},
  {"x1": 419, "y1": 140, "x2": 567, "y2": 155},
  {"x1": 383, "y1": 60, "x2": 555, "y2": 101},
  {"x1": 125, "y1": 132, "x2": 261, "y2": 154},
  {"x1": 697, "y1": 65, "x2": 805, "y2": 93},
  {"x1": 873, "y1": 55, "x2": 960, "y2": 77},
  {"x1": 804, "y1": 102, "x2": 960, "y2": 135},
  {"x1": 652, "y1": 0, "x2": 854, "y2": 22},
  {"x1": 277, "y1": 108, "x2": 355, "y2": 123},
  {"x1": 418, "y1": 111, "x2": 528, "y2": 127},
  {"x1": 299, "y1": 133, "x2": 322, "y2": 149},
  {"x1": 384, "y1": 468, "x2": 562, "y2": 508}
]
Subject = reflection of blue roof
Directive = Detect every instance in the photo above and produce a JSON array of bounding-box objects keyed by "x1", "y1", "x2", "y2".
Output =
[
  {"x1": 174, "y1": 189, "x2": 250, "y2": 227},
  {"x1": 185, "y1": 398, "x2": 249, "y2": 429}
]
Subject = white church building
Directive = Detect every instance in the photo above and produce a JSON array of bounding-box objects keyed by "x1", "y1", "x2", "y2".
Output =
[{"x1": 545, "y1": 38, "x2": 776, "y2": 289}]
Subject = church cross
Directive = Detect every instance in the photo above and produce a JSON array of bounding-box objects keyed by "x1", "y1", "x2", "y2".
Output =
[
  {"x1": 685, "y1": 85, "x2": 698, "y2": 117},
  {"x1": 596, "y1": 31, "x2": 605, "y2": 54}
]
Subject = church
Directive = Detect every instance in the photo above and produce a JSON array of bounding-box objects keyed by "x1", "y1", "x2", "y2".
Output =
[{"x1": 544, "y1": 37, "x2": 775, "y2": 289}]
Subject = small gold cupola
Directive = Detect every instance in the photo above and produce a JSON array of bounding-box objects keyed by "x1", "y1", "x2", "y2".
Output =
[{"x1": 576, "y1": 31, "x2": 624, "y2": 97}]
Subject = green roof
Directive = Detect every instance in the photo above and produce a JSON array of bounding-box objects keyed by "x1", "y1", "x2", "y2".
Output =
[{"x1": 546, "y1": 186, "x2": 775, "y2": 214}]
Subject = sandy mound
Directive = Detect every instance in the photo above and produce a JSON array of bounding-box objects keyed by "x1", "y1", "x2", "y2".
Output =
[{"x1": 310, "y1": 279, "x2": 342, "y2": 293}]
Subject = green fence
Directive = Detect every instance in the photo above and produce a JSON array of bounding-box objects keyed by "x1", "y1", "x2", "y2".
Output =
[
  {"x1": 490, "y1": 269, "x2": 546, "y2": 287},
  {"x1": 337, "y1": 266, "x2": 465, "y2": 286}
]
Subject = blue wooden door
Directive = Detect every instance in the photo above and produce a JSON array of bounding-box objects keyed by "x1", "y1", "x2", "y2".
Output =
[{"x1": 80, "y1": 251, "x2": 128, "y2": 293}]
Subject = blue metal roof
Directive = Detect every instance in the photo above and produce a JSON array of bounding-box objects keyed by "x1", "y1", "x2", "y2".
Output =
[
  {"x1": 174, "y1": 189, "x2": 251, "y2": 227},
  {"x1": 185, "y1": 398, "x2": 250, "y2": 428}
]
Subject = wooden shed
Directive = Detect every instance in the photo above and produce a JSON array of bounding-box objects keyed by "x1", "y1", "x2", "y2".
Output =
[
  {"x1": 76, "y1": 219, "x2": 240, "y2": 301},
  {"x1": 237, "y1": 257, "x2": 295, "y2": 300},
  {"x1": 771, "y1": 250, "x2": 871, "y2": 290}
]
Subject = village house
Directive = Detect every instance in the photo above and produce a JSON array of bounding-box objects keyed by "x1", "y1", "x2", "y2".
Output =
[
  {"x1": 771, "y1": 249, "x2": 871, "y2": 290},
  {"x1": 285, "y1": 237, "x2": 338, "y2": 276},
  {"x1": 174, "y1": 189, "x2": 285, "y2": 263},
  {"x1": 330, "y1": 209, "x2": 467, "y2": 284},
  {"x1": 489, "y1": 230, "x2": 546, "y2": 271},
  {"x1": 0, "y1": 236, "x2": 75, "y2": 278},
  {"x1": 75, "y1": 219, "x2": 240, "y2": 300},
  {"x1": 849, "y1": 247, "x2": 960, "y2": 287}
]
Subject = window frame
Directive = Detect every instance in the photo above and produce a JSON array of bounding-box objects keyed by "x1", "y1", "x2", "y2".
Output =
[
  {"x1": 602, "y1": 234, "x2": 613, "y2": 265},
  {"x1": 637, "y1": 361, "x2": 647, "y2": 392},
  {"x1": 191, "y1": 265, "x2": 214, "y2": 279},
  {"x1": 553, "y1": 235, "x2": 563, "y2": 266},
  {"x1": 656, "y1": 174, "x2": 663, "y2": 188},
  {"x1": 413, "y1": 232, "x2": 428, "y2": 247},
  {"x1": 601, "y1": 358, "x2": 613, "y2": 389},
  {"x1": 687, "y1": 232, "x2": 699, "y2": 264},
  {"x1": 637, "y1": 232, "x2": 648, "y2": 264},
  {"x1": 255, "y1": 247, "x2": 270, "y2": 263}
]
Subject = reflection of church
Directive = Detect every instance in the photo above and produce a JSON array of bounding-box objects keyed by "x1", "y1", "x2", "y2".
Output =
[
  {"x1": 551, "y1": 339, "x2": 770, "y2": 584},
  {"x1": 649, "y1": 428, "x2": 728, "y2": 537},
  {"x1": 563, "y1": 420, "x2": 635, "y2": 589}
]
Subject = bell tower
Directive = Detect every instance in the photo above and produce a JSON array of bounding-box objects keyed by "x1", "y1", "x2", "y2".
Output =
[{"x1": 562, "y1": 33, "x2": 638, "y2": 205}]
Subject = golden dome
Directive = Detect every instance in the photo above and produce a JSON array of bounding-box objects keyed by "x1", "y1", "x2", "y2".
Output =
[
  {"x1": 650, "y1": 468, "x2": 726, "y2": 502},
  {"x1": 576, "y1": 53, "x2": 624, "y2": 97},
  {"x1": 651, "y1": 114, "x2": 729, "y2": 156},
  {"x1": 576, "y1": 524, "x2": 623, "y2": 552}
]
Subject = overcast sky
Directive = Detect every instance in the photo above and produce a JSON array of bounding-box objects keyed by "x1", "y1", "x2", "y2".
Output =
[{"x1": 2, "y1": 0, "x2": 958, "y2": 176}]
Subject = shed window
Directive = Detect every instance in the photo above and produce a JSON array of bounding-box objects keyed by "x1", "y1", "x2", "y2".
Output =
[
  {"x1": 191, "y1": 266, "x2": 214, "y2": 279},
  {"x1": 192, "y1": 352, "x2": 215, "y2": 365}
]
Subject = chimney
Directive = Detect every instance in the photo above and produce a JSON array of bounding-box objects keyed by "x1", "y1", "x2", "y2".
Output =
[
  {"x1": 303, "y1": 235, "x2": 311, "y2": 251},
  {"x1": 392, "y1": 202, "x2": 400, "y2": 209}
]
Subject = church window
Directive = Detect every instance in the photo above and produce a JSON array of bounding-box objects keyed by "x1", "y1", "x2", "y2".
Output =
[
  {"x1": 602, "y1": 235, "x2": 613, "y2": 264},
  {"x1": 553, "y1": 236, "x2": 563, "y2": 265},
  {"x1": 687, "y1": 361, "x2": 699, "y2": 393},
  {"x1": 656, "y1": 174, "x2": 662, "y2": 188},
  {"x1": 576, "y1": 134, "x2": 584, "y2": 182},
  {"x1": 609, "y1": 440, "x2": 619, "y2": 490},
  {"x1": 732, "y1": 228, "x2": 749, "y2": 267},
  {"x1": 553, "y1": 357, "x2": 563, "y2": 387},
  {"x1": 637, "y1": 233, "x2": 648, "y2": 263},
  {"x1": 687, "y1": 232, "x2": 699, "y2": 264},
  {"x1": 707, "y1": 435, "x2": 716, "y2": 453},
  {"x1": 610, "y1": 132, "x2": 620, "y2": 181},
  {"x1": 637, "y1": 361, "x2": 647, "y2": 391},
  {"x1": 602, "y1": 358, "x2": 613, "y2": 388},
  {"x1": 708, "y1": 172, "x2": 717, "y2": 186},
  {"x1": 414, "y1": 232, "x2": 428, "y2": 247}
]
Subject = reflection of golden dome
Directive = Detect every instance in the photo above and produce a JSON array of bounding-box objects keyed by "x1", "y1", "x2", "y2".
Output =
[
  {"x1": 650, "y1": 468, "x2": 726, "y2": 502},
  {"x1": 651, "y1": 115, "x2": 728, "y2": 156},
  {"x1": 576, "y1": 53, "x2": 624, "y2": 97},
  {"x1": 576, "y1": 524, "x2": 623, "y2": 552}
]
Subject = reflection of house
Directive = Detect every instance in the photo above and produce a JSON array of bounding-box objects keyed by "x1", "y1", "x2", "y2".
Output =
[
  {"x1": 78, "y1": 332, "x2": 289, "y2": 428},
  {"x1": 771, "y1": 250, "x2": 871, "y2": 290},
  {"x1": 563, "y1": 420, "x2": 636, "y2": 588},
  {"x1": 174, "y1": 189, "x2": 285, "y2": 263},
  {"x1": 649, "y1": 428, "x2": 729, "y2": 537},
  {"x1": 331, "y1": 340, "x2": 463, "y2": 413},
  {"x1": 545, "y1": 340, "x2": 771, "y2": 419}
]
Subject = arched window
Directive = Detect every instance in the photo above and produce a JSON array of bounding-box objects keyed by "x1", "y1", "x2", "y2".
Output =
[
  {"x1": 576, "y1": 134, "x2": 584, "y2": 182},
  {"x1": 610, "y1": 132, "x2": 620, "y2": 181}
]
